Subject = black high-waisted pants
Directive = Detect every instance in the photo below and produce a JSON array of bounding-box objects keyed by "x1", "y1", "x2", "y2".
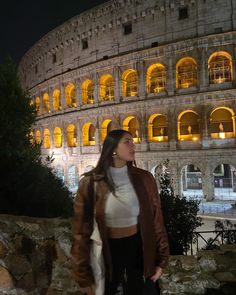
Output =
[{"x1": 105, "y1": 232, "x2": 144, "y2": 295}]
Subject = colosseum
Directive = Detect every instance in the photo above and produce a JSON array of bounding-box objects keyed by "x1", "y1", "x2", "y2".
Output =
[{"x1": 18, "y1": 0, "x2": 236, "y2": 202}]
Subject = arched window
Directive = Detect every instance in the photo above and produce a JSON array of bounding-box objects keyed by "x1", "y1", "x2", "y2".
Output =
[
  {"x1": 35, "y1": 130, "x2": 41, "y2": 144},
  {"x1": 43, "y1": 129, "x2": 51, "y2": 149},
  {"x1": 67, "y1": 124, "x2": 77, "y2": 147},
  {"x1": 82, "y1": 123, "x2": 96, "y2": 145},
  {"x1": 146, "y1": 64, "x2": 166, "y2": 94},
  {"x1": 176, "y1": 57, "x2": 197, "y2": 89},
  {"x1": 123, "y1": 116, "x2": 141, "y2": 143},
  {"x1": 35, "y1": 97, "x2": 41, "y2": 114},
  {"x1": 148, "y1": 114, "x2": 168, "y2": 142},
  {"x1": 208, "y1": 52, "x2": 233, "y2": 84},
  {"x1": 101, "y1": 119, "x2": 114, "y2": 142},
  {"x1": 82, "y1": 80, "x2": 94, "y2": 104},
  {"x1": 210, "y1": 107, "x2": 235, "y2": 139},
  {"x1": 178, "y1": 111, "x2": 200, "y2": 141},
  {"x1": 100, "y1": 75, "x2": 114, "y2": 101},
  {"x1": 53, "y1": 89, "x2": 61, "y2": 111},
  {"x1": 122, "y1": 70, "x2": 138, "y2": 97},
  {"x1": 54, "y1": 127, "x2": 62, "y2": 148},
  {"x1": 65, "y1": 83, "x2": 76, "y2": 108},
  {"x1": 43, "y1": 93, "x2": 50, "y2": 113}
]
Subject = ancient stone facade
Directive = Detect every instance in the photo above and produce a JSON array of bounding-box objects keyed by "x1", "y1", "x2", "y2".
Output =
[
  {"x1": 0, "y1": 215, "x2": 236, "y2": 295},
  {"x1": 18, "y1": 0, "x2": 236, "y2": 199}
]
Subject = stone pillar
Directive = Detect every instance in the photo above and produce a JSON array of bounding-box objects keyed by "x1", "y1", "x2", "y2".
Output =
[
  {"x1": 202, "y1": 105, "x2": 211, "y2": 148},
  {"x1": 140, "y1": 112, "x2": 148, "y2": 151},
  {"x1": 60, "y1": 82, "x2": 66, "y2": 110},
  {"x1": 170, "y1": 164, "x2": 180, "y2": 196},
  {"x1": 166, "y1": 57, "x2": 175, "y2": 95},
  {"x1": 199, "y1": 48, "x2": 208, "y2": 91},
  {"x1": 94, "y1": 73, "x2": 99, "y2": 104},
  {"x1": 48, "y1": 87, "x2": 53, "y2": 113},
  {"x1": 167, "y1": 109, "x2": 177, "y2": 150},
  {"x1": 75, "y1": 78, "x2": 81, "y2": 107},
  {"x1": 202, "y1": 165, "x2": 215, "y2": 200},
  {"x1": 137, "y1": 60, "x2": 146, "y2": 99},
  {"x1": 113, "y1": 65, "x2": 121, "y2": 102},
  {"x1": 78, "y1": 122, "x2": 83, "y2": 154}
]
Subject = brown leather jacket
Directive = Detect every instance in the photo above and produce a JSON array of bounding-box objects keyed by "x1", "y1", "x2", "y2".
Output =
[{"x1": 71, "y1": 166, "x2": 169, "y2": 288}]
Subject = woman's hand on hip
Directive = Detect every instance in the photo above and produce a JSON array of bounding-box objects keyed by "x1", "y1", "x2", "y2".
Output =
[
  {"x1": 150, "y1": 266, "x2": 163, "y2": 282},
  {"x1": 80, "y1": 285, "x2": 95, "y2": 295}
]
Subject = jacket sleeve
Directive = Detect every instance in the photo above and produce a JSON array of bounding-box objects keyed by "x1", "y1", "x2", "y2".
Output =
[
  {"x1": 70, "y1": 176, "x2": 95, "y2": 288},
  {"x1": 149, "y1": 174, "x2": 169, "y2": 269}
]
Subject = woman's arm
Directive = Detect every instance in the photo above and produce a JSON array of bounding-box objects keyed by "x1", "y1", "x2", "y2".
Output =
[
  {"x1": 149, "y1": 174, "x2": 169, "y2": 269},
  {"x1": 70, "y1": 176, "x2": 95, "y2": 288}
]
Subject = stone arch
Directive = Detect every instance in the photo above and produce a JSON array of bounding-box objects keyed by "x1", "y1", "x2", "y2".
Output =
[
  {"x1": 208, "y1": 51, "x2": 233, "y2": 84},
  {"x1": 43, "y1": 93, "x2": 50, "y2": 113},
  {"x1": 181, "y1": 164, "x2": 203, "y2": 199},
  {"x1": 146, "y1": 63, "x2": 166, "y2": 94},
  {"x1": 100, "y1": 119, "x2": 115, "y2": 142},
  {"x1": 123, "y1": 116, "x2": 141, "y2": 143},
  {"x1": 53, "y1": 89, "x2": 61, "y2": 111},
  {"x1": 178, "y1": 110, "x2": 200, "y2": 141},
  {"x1": 65, "y1": 82, "x2": 76, "y2": 108},
  {"x1": 35, "y1": 130, "x2": 41, "y2": 144},
  {"x1": 176, "y1": 57, "x2": 197, "y2": 89},
  {"x1": 53, "y1": 127, "x2": 62, "y2": 148},
  {"x1": 212, "y1": 162, "x2": 236, "y2": 201},
  {"x1": 35, "y1": 96, "x2": 41, "y2": 114},
  {"x1": 148, "y1": 114, "x2": 168, "y2": 142},
  {"x1": 43, "y1": 128, "x2": 51, "y2": 149},
  {"x1": 82, "y1": 80, "x2": 94, "y2": 104},
  {"x1": 210, "y1": 107, "x2": 235, "y2": 139},
  {"x1": 82, "y1": 122, "x2": 96, "y2": 146},
  {"x1": 66, "y1": 124, "x2": 77, "y2": 147},
  {"x1": 121, "y1": 69, "x2": 138, "y2": 97},
  {"x1": 99, "y1": 74, "x2": 114, "y2": 101}
]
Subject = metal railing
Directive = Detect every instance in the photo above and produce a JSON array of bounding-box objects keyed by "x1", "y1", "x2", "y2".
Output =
[{"x1": 188, "y1": 229, "x2": 236, "y2": 255}]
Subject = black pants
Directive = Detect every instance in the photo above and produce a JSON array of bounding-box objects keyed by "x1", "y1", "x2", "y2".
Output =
[{"x1": 105, "y1": 232, "x2": 144, "y2": 295}]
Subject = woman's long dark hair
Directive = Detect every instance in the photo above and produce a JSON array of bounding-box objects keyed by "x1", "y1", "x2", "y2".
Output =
[{"x1": 84, "y1": 129, "x2": 134, "y2": 193}]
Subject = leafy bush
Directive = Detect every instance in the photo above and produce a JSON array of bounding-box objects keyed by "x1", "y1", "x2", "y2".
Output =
[{"x1": 157, "y1": 160, "x2": 203, "y2": 254}]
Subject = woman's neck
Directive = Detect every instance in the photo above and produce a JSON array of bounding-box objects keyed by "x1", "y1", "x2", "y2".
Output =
[{"x1": 111, "y1": 159, "x2": 127, "y2": 168}]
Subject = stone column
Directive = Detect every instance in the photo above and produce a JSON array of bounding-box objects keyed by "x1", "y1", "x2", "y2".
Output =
[
  {"x1": 113, "y1": 65, "x2": 120, "y2": 102},
  {"x1": 199, "y1": 48, "x2": 208, "y2": 91},
  {"x1": 140, "y1": 111, "x2": 148, "y2": 151},
  {"x1": 94, "y1": 73, "x2": 99, "y2": 104},
  {"x1": 202, "y1": 165, "x2": 215, "y2": 200},
  {"x1": 60, "y1": 82, "x2": 66, "y2": 110},
  {"x1": 202, "y1": 105, "x2": 211, "y2": 149},
  {"x1": 167, "y1": 109, "x2": 177, "y2": 150},
  {"x1": 75, "y1": 78, "x2": 81, "y2": 107},
  {"x1": 137, "y1": 59, "x2": 146, "y2": 99},
  {"x1": 48, "y1": 87, "x2": 53, "y2": 113},
  {"x1": 166, "y1": 57, "x2": 175, "y2": 96}
]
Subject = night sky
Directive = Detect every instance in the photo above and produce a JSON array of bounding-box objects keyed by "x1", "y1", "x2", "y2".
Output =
[{"x1": 0, "y1": 0, "x2": 108, "y2": 65}]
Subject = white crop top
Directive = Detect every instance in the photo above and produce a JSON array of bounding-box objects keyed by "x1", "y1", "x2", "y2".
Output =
[{"x1": 105, "y1": 165, "x2": 140, "y2": 228}]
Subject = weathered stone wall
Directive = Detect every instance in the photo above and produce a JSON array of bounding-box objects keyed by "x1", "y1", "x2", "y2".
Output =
[{"x1": 0, "y1": 215, "x2": 236, "y2": 295}]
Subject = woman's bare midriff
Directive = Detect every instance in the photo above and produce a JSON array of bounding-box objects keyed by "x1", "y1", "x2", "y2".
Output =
[{"x1": 107, "y1": 224, "x2": 138, "y2": 239}]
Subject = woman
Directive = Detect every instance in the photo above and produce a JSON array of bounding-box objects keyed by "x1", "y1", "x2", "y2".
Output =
[{"x1": 71, "y1": 129, "x2": 169, "y2": 295}]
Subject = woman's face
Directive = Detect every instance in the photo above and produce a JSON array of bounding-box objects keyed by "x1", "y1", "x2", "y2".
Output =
[{"x1": 114, "y1": 133, "x2": 135, "y2": 163}]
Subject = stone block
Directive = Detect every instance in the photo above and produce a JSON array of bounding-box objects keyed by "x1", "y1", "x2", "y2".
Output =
[{"x1": 0, "y1": 265, "x2": 14, "y2": 289}]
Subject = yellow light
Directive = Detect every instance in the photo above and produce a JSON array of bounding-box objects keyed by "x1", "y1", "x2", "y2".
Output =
[
  {"x1": 192, "y1": 137, "x2": 198, "y2": 141},
  {"x1": 219, "y1": 132, "x2": 225, "y2": 139},
  {"x1": 181, "y1": 138, "x2": 184, "y2": 141}
]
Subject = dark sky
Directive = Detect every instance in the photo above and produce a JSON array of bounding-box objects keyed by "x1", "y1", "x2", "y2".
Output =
[{"x1": 0, "y1": 0, "x2": 108, "y2": 65}]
